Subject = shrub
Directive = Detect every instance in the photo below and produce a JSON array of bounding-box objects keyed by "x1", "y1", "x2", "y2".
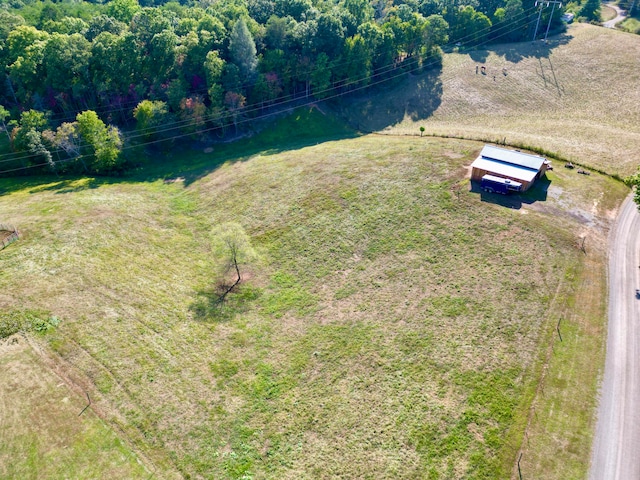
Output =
[{"x1": 0, "y1": 309, "x2": 60, "y2": 339}]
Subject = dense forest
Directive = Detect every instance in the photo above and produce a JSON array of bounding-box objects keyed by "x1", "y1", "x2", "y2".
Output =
[{"x1": 0, "y1": 0, "x2": 576, "y2": 175}]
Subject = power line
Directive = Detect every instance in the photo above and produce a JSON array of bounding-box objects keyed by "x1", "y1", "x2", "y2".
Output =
[
  {"x1": 0, "y1": 8, "x2": 536, "y2": 166},
  {"x1": 2, "y1": 2, "x2": 543, "y2": 127},
  {"x1": 0, "y1": 8, "x2": 560, "y2": 174},
  {"x1": 100, "y1": 7, "x2": 547, "y2": 141}
]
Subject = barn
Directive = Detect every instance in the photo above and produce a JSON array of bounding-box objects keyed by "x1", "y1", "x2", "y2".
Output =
[{"x1": 470, "y1": 145, "x2": 550, "y2": 192}]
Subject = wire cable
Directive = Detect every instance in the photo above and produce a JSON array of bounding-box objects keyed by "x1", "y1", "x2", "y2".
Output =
[{"x1": 0, "y1": 6, "x2": 561, "y2": 174}]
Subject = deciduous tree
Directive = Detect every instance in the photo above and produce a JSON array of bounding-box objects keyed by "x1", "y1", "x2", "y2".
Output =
[
  {"x1": 579, "y1": 0, "x2": 601, "y2": 22},
  {"x1": 178, "y1": 96, "x2": 207, "y2": 135},
  {"x1": 49, "y1": 121, "x2": 88, "y2": 171},
  {"x1": 341, "y1": 34, "x2": 371, "y2": 89},
  {"x1": 224, "y1": 91, "x2": 246, "y2": 134},
  {"x1": 25, "y1": 129, "x2": 55, "y2": 173},
  {"x1": 11, "y1": 109, "x2": 50, "y2": 154},
  {"x1": 76, "y1": 110, "x2": 123, "y2": 173},
  {"x1": 204, "y1": 50, "x2": 226, "y2": 107},
  {"x1": 85, "y1": 15, "x2": 126, "y2": 42},
  {"x1": 0, "y1": 106, "x2": 10, "y2": 142},
  {"x1": 42, "y1": 33, "x2": 92, "y2": 94},
  {"x1": 210, "y1": 222, "x2": 257, "y2": 304},
  {"x1": 310, "y1": 52, "x2": 332, "y2": 98},
  {"x1": 133, "y1": 100, "x2": 169, "y2": 139},
  {"x1": 105, "y1": 0, "x2": 141, "y2": 24},
  {"x1": 492, "y1": 0, "x2": 526, "y2": 42}
]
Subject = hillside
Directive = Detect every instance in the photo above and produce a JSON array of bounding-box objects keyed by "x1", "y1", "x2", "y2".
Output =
[
  {"x1": 2, "y1": 21, "x2": 639, "y2": 480},
  {"x1": 336, "y1": 24, "x2": 640, "y2": 177},
  {"x1": 0, "y1": 335, "x2": 149, "y2": 478},
  {"x1": 0, "y1": 125, "x2": 629, "y2": 478}
]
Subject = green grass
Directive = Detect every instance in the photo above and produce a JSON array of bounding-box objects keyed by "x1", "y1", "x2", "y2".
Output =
[
  {"x1": 130, "y1": 106, "x2": 357, "y2": 185},
  {"x1": 619, "y1": 16, "x2": 640, "y2": 34},
  {"x1": 514, "y1": 171, "x2": 623, "y2": 477},
  {"x1": 0, "y1": 127, "x2": 626, "y2": 478},
  {"x1": 0, "y1": 309, "x2": 61, "y2": 338},
  {"x1": 0, "y1": 336, "x2": 149, "y2": 480}
]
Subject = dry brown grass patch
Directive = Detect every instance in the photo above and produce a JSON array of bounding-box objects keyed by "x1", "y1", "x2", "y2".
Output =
[{"x1": 342, "y1": 25, "x2": 640, "y2": 177}]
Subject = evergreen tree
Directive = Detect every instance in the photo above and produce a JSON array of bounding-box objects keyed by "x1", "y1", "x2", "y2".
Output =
[
  {"x1": 579, "y1": 0, "x2": 601, "y2": 22},
  {"x1": 229, "y1": 18, "x2": 258, "y2": 81}
]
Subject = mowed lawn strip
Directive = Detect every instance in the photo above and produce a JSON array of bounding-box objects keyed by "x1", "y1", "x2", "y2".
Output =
[
  {"x1": 0, "y1": 134, "x2": 625, "y2": 478},
  {"x1": 515, "y1": 171, "x2": 627, "y2": 478}
]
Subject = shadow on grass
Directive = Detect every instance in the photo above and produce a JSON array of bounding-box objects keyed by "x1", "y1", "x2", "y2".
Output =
[
  {"x1": 330, "y1": 66, "x2": 444, "y2": 133},
  {"x1": 0, "y1": 175, "x2": 133, "y2": 196},
  {"x1": 471, "y1": 175, "x2": 550, "y2": 209},
  {"x1": 0, "y1": 33, "x2": 576, "y2": 198},
  {"x1": 468, "y1": 31, "x2": 572, "y2": 64},
  {"x1": 330, "y1": 33, "x2": 573, "y2": 132},
  {"x1": 189, "y1": 284, "x2": 262, "y2": 323}
]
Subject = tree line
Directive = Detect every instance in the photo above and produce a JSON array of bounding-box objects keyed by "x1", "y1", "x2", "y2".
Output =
[{"x1": 0, "y1": 0, "x2": 572, "y2": 175}]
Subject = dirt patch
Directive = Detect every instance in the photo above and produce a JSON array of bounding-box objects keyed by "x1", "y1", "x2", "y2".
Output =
[{"x1": 163, "y1": 177, "x2": 185, "y2": 184}]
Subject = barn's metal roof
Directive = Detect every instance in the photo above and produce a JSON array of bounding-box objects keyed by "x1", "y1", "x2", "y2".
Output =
[
  {"x1": 479, "y1": 145, "x2": 546, "y2": 171},
  {"x1": 471, "y1": 157, "x2": 538, "y2": 183},
  {"x1": 470, "y1": 145, "x2": 546, "y2": 183}
]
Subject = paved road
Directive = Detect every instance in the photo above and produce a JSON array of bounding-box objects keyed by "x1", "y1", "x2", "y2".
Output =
[
  {"x1": 590, "y1": 194, "x2": 640, "y2": 479},
  {"x1": 603, "y1": 3, "x2": 627, "y2": 28}
]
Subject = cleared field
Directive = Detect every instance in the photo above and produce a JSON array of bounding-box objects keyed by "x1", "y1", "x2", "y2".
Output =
[
  {"x1": 0, "y1": 126, "x2": 628, "y2": 478},
  {"x1": 601, "y1": 5, "x2": 618, "y2": 22},
  {"x1": 337, "y1": 24, "x2": 640, "y2": 177},
  {"x1": 0, "y1": 334, "x2": 148, "y2": 479}
]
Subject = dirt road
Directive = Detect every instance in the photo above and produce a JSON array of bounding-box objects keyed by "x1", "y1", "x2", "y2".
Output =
[
  {"x1": 590, "y1": 194, "x2": 640, "y2": 479},
  {"x1": 603, "y1": 3, "x2": 627, "y2": 28}
]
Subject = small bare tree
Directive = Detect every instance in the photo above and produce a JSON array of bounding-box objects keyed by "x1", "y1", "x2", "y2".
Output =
[{"x1": 211, "y1": 223, "x2": 256, "y2": 304}]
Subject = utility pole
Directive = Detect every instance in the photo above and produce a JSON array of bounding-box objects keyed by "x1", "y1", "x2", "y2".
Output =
[
  {"x1": 532, "y1": 1, "x2": 563, "y2": 42},
  {"x1": 544, "y1": 1, "x2": 563, "y2": 42},
  {"x1": 532, "y1": 1, "x2": 544, "y2": 41}
]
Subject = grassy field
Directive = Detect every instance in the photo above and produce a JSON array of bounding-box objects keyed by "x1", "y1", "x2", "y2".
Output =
[
  {"x1": 0, "y1": 333, "x2": 149, "y2": 479},
  {"x1": 601, "y1": 5, "x2": 617, "y2": 22},
  {"x1": 336, "y1": 24, "x2": 640, "y2": 178},
  {"x1": 619, "y1": 16, "x2": 640, "y2": 34},
  {"x1": 0, "y1": 106, "x2": 629, "y2": 478},
  {"x1": 2, "y1": 24, "x2": 638, "y2": 480}
]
